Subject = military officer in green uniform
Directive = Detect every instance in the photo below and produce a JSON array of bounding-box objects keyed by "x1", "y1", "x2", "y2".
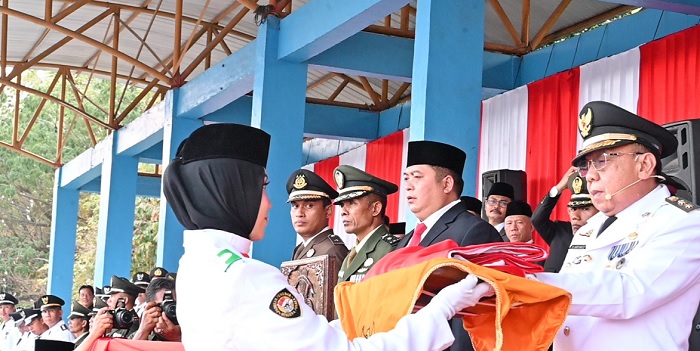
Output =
[
  {"x1": 287, "y1": 169, "x2": 349, "y2": 276},
  {"x1": 68, "y1": 300, "x2": 91, "y2": 348},
  {"x1": 333, "y1": 165, "x2": 400, "y2": 283}
]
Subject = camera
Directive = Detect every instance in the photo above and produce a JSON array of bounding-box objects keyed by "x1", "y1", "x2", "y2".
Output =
[
  {"x1": 159, "y1": 290, "x2": 178, "y2": 325},
  {"x1": 107, "y1": 298, "x2": 136, "y2": 329}
]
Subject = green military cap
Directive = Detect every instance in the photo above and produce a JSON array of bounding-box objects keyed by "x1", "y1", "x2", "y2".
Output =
[
  {"x1": 567, "y1": 174, "x2": 593, "y2": 208},
  {"x1": 286, "y1": 169, "x2": 338, "y2": 202},
  {"x1": 573, "y1": 101, "x2": 677, "y2": 165},
  {"x1": 89, "y1": 297, "x2": 109, "y2": 317},
  {"x1": 333, "y1": 165, "x2": 398, "y2": 203},
  {"x1": 68, "y1": 300, "x2": 91, "y2": 320},
  {"x1": 109, "y1": 275, "x2": 145, "y2": 298}
]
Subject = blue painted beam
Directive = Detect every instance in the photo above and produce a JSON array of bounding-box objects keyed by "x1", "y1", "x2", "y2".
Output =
[
  {"x1": 47, "y1": 168, "x2": 79, "y2": 301},
  {"x1": 518, "y1": 9, "x2": 700, "y2": 85},
  {"x1": 600, "y1": 0, "x2": 700, "y2": 15},
  {"x1": 176, "y1": 42, "x2": 256, "y2": 119},
  {"x1": 278, "y1": 0, "x2": 411, "y2": 62},
  {"x1": 79, "y1": 175, "x2": 162, "y2": 198},
  {"x1": 138, "y1": 141, "x2": 163, "y2": 164}
]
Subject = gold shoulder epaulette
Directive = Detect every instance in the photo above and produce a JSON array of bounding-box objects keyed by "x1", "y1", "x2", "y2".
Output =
[{"x1": 665, "y1": 196, "x2": 698, "y2": 213}]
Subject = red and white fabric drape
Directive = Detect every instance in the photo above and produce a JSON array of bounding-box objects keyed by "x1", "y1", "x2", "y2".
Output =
[{"x1": 303, "y1": 24, "x2": 700, "y2": 249}]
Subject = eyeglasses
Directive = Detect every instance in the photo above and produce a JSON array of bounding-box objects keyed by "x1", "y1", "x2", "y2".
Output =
[
  {"x1": 485, "y1": 198, "x2": 510, "y2": 208},
  {"x1": 577, "y1": 152, "x2": 644, "y2": 176}
]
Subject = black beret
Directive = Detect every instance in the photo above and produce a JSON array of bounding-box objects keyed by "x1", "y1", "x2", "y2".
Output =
[
  {"x1": 573, "y1": 101, "x2": 677, "y2": 165},
  {"x1": 286, "y1": 169, "x2": 338, "y2": 202},
  {"x1": 333, "y1": 165, "x2": 398, "y2": 203},
  {"x1": 567, "y1": 174, "x2": 593, "y2": 208},
  {"x1": 68, "y1": 300, "x2": 91, "y2": 320},
  {"x1": 131, "y1": 272, "x2": 151, "y2": 287},
  {"x1": 176, "y1": 123, "x2": 271, "y2": 168},
  {"x1": 0, "y1": 292, "x2": 18, "y2": 305},
  {"x1": 406, "y1": 141, "x2": 466, "y2": 176},
  {"x1": 109, "y1": 275, "x2": 145, "y2": 298},
  {"x1": 505, "y1": 201, "x2": 532, "y2": 217},
  {"x1": 37, "y1": 294, "x2": 64, "y2": 311},
  {"x1": 460, "y1": 196, "x2": 483, "y2": 214},
  {"x1": 487, "y1": 182, "x2": 514, "y2": 200}
]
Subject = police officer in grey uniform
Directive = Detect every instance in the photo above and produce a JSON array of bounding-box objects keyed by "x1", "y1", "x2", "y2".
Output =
[
  {"x1": 333, "y1": 165, "x2": 399, "y2": 283},
  {"x1": 287, "y1": 169, "x2": 349, "y2": 275}
]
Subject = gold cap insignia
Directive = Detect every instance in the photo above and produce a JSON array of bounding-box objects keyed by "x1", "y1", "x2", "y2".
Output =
[
  {"x1": 155, "y1": 269, "x2": 162, "y2": 276},
  {"x1": 579, "y1": 107, "x2": 593, "y2": 138},
  {"x1": 293, "y1": 174, "x2": 307, "y2": 190},
  {"x1": 572, "y1": 176, "x2": 583, "y2": 194},
  {"x1": 334, "y1": 170, "x2": 344, "y2": 189},
  {"x1": 42, "y1": 296, "x2": 49, "y2": 304}
]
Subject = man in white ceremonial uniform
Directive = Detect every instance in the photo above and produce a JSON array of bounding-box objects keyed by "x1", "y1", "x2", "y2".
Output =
[
  {"x1": 533, "y1": 101, "x2": 700, "y2": 351},
  {"x1": 13, "y1": 309, "x2": 37, "y2": 351},
  {"x1": 37, "y1": 295, "x2": 75, "y2": 342},
  {"x1": 162, "y1": 123, "x2": 493, "y2": 351},
  {"x1": 0, "y1": 292, "x2": 20, "y2": 351}
]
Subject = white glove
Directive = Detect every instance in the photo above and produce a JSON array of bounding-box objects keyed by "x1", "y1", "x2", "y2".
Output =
[{"x1": 427, "y1": 275, "x2": 494, "y2": 319}]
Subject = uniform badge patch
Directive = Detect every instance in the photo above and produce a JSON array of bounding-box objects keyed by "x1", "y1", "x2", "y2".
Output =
[
  {"x1": 269, "y1": 288, "x2": 301, "y2": 318},
  {"x1": 306, "y1": 249, "x2": 315, "y2": 258},
  {"x1": 60, "y1": 324, "x2": 68, "y2": 331}
]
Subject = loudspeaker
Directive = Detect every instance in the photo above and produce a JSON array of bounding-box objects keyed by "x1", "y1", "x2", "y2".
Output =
[
  {"x1": 481, "y1": 169, "x2": 528, "y2": 202},
  {"x1": 662, "y1": 119, "x2": 700, "y2": 205}
]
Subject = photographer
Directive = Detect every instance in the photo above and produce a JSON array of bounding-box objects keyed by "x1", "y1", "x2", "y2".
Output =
[{"x1": 131, "y1": 278, "x2": 181, "y2": 341}]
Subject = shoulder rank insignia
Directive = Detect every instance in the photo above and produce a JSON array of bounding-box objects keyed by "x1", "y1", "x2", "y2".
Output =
[
  {"x1": 269, "y1": 288, "x2": 301, "y2": 318},
  {"x1": 666, "y1": 196, "x2": 698, "y2": 213},
  {"x1": 328, "y1": 234, "x2": 345, "y2": 245},
  {"x1": 60, "y1": 324, "x2": 68, "y2": 331},
  {"x1": 381, "y1": 234, "x2": 400, "y2": 246}
]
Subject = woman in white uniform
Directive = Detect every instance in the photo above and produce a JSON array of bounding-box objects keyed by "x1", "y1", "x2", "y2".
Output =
[{"x1": 163, "y1": 123, "x2": 492, "y2": 351}]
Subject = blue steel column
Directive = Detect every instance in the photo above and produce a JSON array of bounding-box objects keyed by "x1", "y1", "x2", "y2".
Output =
[
  {"x1": 251, "y1": 17, "x2": 308, "y2": 268},
  {"x1": 157, "y1": 90, "x2": 201, "y2": 270},
  {"x1": 93, "y1": 133, "x2": 139, "y2": 286},
  {"x1": 47, "y1": 168, "x2": 79, "y2": 299},
  {"x1": 410, "y1": 0, "x2": 485, "y2": 195}
]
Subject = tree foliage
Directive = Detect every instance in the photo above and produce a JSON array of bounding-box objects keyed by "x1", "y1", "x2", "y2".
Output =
[{"x1": 0, "y1": 70, "x2": 161, "y2": 306}]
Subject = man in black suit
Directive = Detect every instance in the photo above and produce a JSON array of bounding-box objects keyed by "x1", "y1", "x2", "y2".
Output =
[
  {"x1": 531, "y1": 167, "x2": 598, "y2": 272},
  {"x1": 396, "y1": 140, "x2": 501, "y2": 351}
]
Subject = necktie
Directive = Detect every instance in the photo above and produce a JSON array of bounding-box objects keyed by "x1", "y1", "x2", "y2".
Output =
[
  {"x1": 346, "y1": 246, "x2": 358, "y2": 266},
  {"x1": 408, "y1": 223, "x2": 428, "y2": 247},
  {"x1": 597, "y1": 216, "x2": 617, "y2": 237}
]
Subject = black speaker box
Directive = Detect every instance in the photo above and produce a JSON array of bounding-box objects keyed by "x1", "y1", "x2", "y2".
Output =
[
  {"x1": 662, "y1": 119, "x2": 700, "y2": 205},
  {"x1": 481, "y1": 169, "x2": 528, "y2": 202}
]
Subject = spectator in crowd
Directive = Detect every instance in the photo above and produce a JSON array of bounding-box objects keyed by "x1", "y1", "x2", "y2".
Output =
[
  {"x1": 25, "y1": 310, "x2": 49, "y2": 339},
  {"x1": 533, "y1": 101, "x2": 700, "y2": 350},
  {"x1": 532, "y1": 167, "x2": 598, "y2": 272},
  {"x1": 334, "y1": 165, "x2": 400, "y2": 283},
  {"x1": 132, "y1": 278, "x2": 180, "y2": 342},
  {"x1": 11, "y1": 308, "x2": 36, "y2": 351},
  {"x1": 484, "y1": 182, "x2": 514, "y2": 241},
  {"x1": 286, "y1": 169, "x2": 348, "y2": 276},
  {"x1": 0, "y1": 292, "x2": 20, "y2": 350},
  {"x1": 77, "y1": 286, "x2": 95, "y2": 310},
  {"x1": 131, "y1": 272, "x2": 151, "y2": 317},
  {"x1": 503, "y1": 201, "x2": 535, "y2": 243},
  {"x1": 37, "y1": 295, "x2": 74, "y2": 342},
  {"x1": 68, "y1": 300, "x2": 91, "y2": 348},
  {"x1": 162, "y1": 123, "x2": 491, "y2": 351}
]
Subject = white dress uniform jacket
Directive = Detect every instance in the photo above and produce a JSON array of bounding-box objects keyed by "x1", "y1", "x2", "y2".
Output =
[
  {"x1": 537, "y1": 185, "x2": 700, "y2": 351},
  {"x1": 42, "y1": 320, "x2": 75, "y2": 342},
  {"x1": 0, "y1": 320, "x2": 20, "y2": 351},
  {"x1": 177, "y1": 229, "x2": 455, "y2": 351},
  {"x1": 15, "y1": 331, "x2": 37, "y2": 351}
]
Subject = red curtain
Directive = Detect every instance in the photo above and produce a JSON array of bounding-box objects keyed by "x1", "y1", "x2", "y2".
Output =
[
  {"x1": 638, "y1": 24, "x2": 700, "y2": 123},
  {"x1": 526, "y1": 69, "x2": 581, "y2": 249},
  {"x1": 365, "y1": 131, "x2": 405, "y2": 223},
  {"x1": 314, "y1": 156, "x2": 340, "y2": 222}
]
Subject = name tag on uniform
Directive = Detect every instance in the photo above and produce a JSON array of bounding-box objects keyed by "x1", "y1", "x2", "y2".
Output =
[{"x1": 569, "y1": 244, "x2": 586, "y2": 249}]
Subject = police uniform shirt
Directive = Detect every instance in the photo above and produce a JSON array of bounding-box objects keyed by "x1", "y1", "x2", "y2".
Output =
[
  {"x1": 177, "y1": 228, "x2": 455, "y2": 351},
  {"x1": 15, "y1": 331, "x2": 37, "y2": 351},
  {"x1": 536, "y1": 185, "x2": 700, "y2": 351},
  {"x1": 42, "y1": 320, "x2": 75, "y2": 342}
]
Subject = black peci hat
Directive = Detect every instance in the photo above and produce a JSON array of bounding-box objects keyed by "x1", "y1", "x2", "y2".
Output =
[
  {"x1": 487, "y1": 182, "x2": 515, "y2": 200},
  {"x1": 286, "y1": 169, "x2": 338, "y2": 202},
  {"x1": 460, "y1": 196, "x2": 483, "y2": 214},
  {"x1": 333, "y1": 165, "x2": 398, "y2": 203},
  {"x1": 406, "y1": 141, "x2": 466, "y2": 176},
  {"x1": 505, "y1": 201, "x2": 532, "y2": 217},
  {"x1": 176, "y1": 123, "x2": 271, "y2": 168},
  {"x1": 573, "y1": 101, "x2": 677, "y2": 165}
]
